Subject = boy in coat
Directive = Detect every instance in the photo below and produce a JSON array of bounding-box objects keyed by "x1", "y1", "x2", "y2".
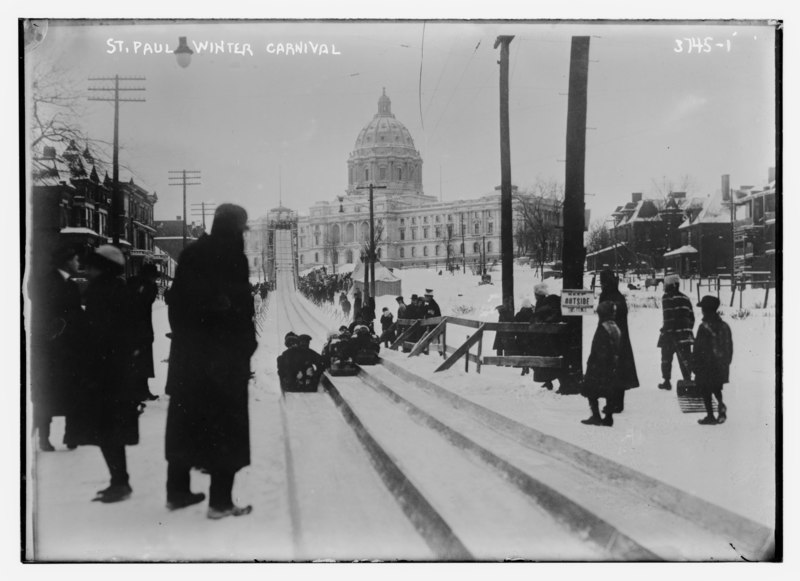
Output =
[
  {"x1": 658, "y1": 274, "x2": 694, "y2": 390},
  {"x1": 693, "y1": 296, "x2": 734, "y2": 425}
]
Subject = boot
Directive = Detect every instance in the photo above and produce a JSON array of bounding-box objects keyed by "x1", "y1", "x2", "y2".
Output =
[
  {"x1": 717, "y1": 403, "x2": 727, "y2": 424},
  {"x1": 698, "y1": 415, "x2": 717, "y2": 425},
  {"x1": 542, "y1": 381, "x2": 554, "y2": 390},
  {"x1": 658, "y1": 380, "x2": 672, "y2": 390},
  {"x1": 167, "y1": 492, "x2": 206, "y2": 511},
  {"x1": 93, "y1": 484, "x2": 132, "y2": 503},
  {"x1": 581, "y1": 414, "x2": 603, "y2": 426},
  {"x1": 601, "y1": 415, "x2": 614, "y2": 427},
  {"x1": 207, "y1": 504, "x2": 253, "y2": 520}
]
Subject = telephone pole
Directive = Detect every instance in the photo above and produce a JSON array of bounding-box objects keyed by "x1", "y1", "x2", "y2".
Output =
[
  {"x1": 88, "y1": 75, "x2": 146, "y2": 245},
  {"x1": 494, "y1": 35, "x2": 515, "y2": 313},
  {"x1": 168, "y1": 170, "x2": 202, "y2": 250},
  {"x1": 191, "y1": 201, "x2": 217, "y2": 232},
  {"x1": 357, "y1": 183, "x2": 387, "y2": 298},
  {"x1": 560, "y1": 36, "x2": 591, "y2": 394}
]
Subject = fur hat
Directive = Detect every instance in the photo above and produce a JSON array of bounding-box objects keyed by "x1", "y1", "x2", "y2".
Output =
[
  {"x1": 665, "y1": 274, "x2": 680, "y2": 287},
  {"x1": 284, "y1": 332, "x2": 298, "y2": 347},
  {"x1": 533, "y1": 282, "x2": 549, "y2": 297},
  {"x1": 521, "y1": 298, "x2": 532, "y2": 309}
]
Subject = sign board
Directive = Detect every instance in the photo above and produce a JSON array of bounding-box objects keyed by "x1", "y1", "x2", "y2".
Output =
[{"x1": 561, "y1": 289, "x2": 595, "y2": 315}]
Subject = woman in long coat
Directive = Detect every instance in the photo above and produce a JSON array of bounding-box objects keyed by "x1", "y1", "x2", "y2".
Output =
[
  {"x1": 581, "y1": 301, "x2": 622, "y2": 427},
  {"x1": 73, "y1": 245, "x2": 140, "y2": 503},
  {"x1": 598, "y1": 270, "x2": 639, "y2": 413},
  {"x1": 492, "y1": 302, "x2": 515, "y2": 356},
  {"x1": 513, "y1": 299, "x2": 536, "y2": 375},
  {"x1": 165, "y1": 204, "x2": 257, "y2": 518},
  {"x1": 531, "y1": 284, "x2": 563, "y2": 389}
]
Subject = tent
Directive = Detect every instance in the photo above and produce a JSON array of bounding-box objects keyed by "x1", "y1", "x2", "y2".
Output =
[{"x1": 351, "y1": 259, "x2": 402, "y2": 297}]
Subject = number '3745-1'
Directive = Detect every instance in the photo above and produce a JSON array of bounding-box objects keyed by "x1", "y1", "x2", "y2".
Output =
[{"x1": 674, "y1": 37, "x2": 713, "y2": 53}]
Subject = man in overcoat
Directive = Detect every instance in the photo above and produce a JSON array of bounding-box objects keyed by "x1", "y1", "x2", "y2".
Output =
[
  {"x1": 31, "y1": 244, "x2": 85, "y2": 451},
  {"x1": 127, "y1": 263, "x2": 160, "y2": 401},
  {"x1": 692, "y1": 295, "x2": 733, "y2": 425},
  {"x1": 598, "y1": 269, "x2": 639, "y2": 413},
  {"x1": 164, "y1": 204, "x2": 257, "y2": 519},
  {"x1": 658, "y1": 274, "x2": 695, "y2": 390}
]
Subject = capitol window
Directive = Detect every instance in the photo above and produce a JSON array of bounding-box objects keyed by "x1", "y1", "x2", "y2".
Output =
[
  {"x1": 487, "y1": 241, "x2": 493, "y2": 253},
  {"x1": 400, "y1": 248, "x2": 405, "y2": 258},
  {"x1": 488, "y1": 222, "x2": 494, "y2": 234},
  {"x1": 399, "y1": 229, "x2": 405, "y2": 241},
  {"x1": 423, "y1": 246, "x2": 429, "y2": 256},
  {"x1": 380, "y1": 167, "x2": 387, "y2": 180},
  {"x1": 411, "y1": 247, "x2": 416, "y2": 257}
]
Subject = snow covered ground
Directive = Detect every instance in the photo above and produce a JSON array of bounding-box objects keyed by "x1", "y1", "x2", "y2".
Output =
[{"x1": 20, "y1": 264, "x2": 779, "y2": 570}]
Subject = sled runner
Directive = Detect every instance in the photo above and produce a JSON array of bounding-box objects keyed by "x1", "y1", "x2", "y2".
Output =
[{"x1": 328, "y1": 359, "x2": 359, "y2": 376}]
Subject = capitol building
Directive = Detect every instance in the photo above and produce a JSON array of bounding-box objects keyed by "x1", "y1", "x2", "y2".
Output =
[{"x1": 246, "y1": 89, "x2": 554, "y2": 279}]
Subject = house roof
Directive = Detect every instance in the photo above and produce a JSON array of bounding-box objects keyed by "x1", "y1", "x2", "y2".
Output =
[{"x1": 663, "y1": 244, "x2": 698, "y2": 257}]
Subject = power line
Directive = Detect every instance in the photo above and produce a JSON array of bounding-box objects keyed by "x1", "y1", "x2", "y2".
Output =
[
  {"x1": 418, "y1": 22, "x2": 426, "y2": 131},
  {"x1": 168, "y1": 170, "x2": 202, "y2": 249}
]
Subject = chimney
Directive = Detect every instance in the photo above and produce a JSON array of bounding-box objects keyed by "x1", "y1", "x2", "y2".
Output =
[
  {"x1": 721, "y1": 174, "x2": 730, "y2": 201},
  {"x1": 176, "y1": 215, "x2": 182, "y2": 220},
  {"x1": 768, "y1": 166, "x2": 775, "y2": 183},
  {"x1": 631, "y1": 192, "x2": 642, "y2": 203}
]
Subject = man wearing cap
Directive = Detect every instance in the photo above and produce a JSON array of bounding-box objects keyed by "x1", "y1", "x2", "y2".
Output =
[
  {"x1": 277, "y1": 332, "x2": 299, "y2": 390},
  {"x1": 693, "y1": 296, "x2": 733, "y2": 425},
  {"x1": 657, "y1": 274, "x2": 695, "y2": 390},
  {"x1": 423, "y1": 289, "x2": 441, "y2": 318},
  {"x1": 164, "y1": 204, "x2": 256, "y2": 519},
  {"x1": 31, "y1": 244, "x2": 85, "y2": 452},
  {"x1": 395, "y1": 296, "x2": 407, "y2": 320}
]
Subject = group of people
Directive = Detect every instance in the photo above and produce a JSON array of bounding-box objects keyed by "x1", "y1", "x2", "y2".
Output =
[
  {"x1": 298, "y1": 270, "x2": 352, "y2": 306},
  {"x1": 493, "y1": 283, "x2": 564, "y2": 390},
  {"x1": 581, "y1": 271, "x2": 733, "y2": 427},
  {"x1": 31, "y1": 203, "x2": 257, "y2": 519},
  {"x1": 31, "y1": 244, "x2": 161, "y2": 497},
  {"x1": 277, "y1": 332, "x2": 326, "y2": 392}
]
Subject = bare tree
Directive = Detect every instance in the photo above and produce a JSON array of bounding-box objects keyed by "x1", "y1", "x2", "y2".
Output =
[
  {"x1": 649, "y1": 174, "x2": 697, "y2": 198},
  {"x1": 513, "y1": 179, "x2": 564, "y2": 277},
  {"x1": 585, "y1": 219, "x2": 612, "y2": 254}
]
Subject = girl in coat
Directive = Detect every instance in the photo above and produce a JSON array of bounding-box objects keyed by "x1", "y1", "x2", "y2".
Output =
[{"x1": 581, "y1": 301, "x2": 622, "y2": 427}]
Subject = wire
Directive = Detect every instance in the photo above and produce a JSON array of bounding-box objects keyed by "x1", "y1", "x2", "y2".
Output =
[{"x1": 418, "y1": 22, "x2": 426, "y2": 131}]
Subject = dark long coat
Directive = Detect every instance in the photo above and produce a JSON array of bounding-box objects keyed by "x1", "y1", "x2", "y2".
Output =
[
  {"x1": 72, "y1": 273, "x2": 140, "y2": 447},
  {"x1": 598, "y1": 284, "x2": 640, "y2": 389},
  {"x1": 492, "y1": 306, "x2": 515, "y2": 355},
  {"x1": 127, "y1": 274, "x2": 158, "y2": 378},
  {"x1": 532, "y1": 294, "x2": 563, "y2": 382},
  {"x1": 165, "y1": 233, "x2": 256, "y2": 473},
  {"x1": 583, "y1": 320, "x2": 622, "y2": 400},
  {"x1": 31, "y1": 268, "x2": 86, "y2": 418},
  {"x1": 692, "y1": 313, "x2": 733, "y2": 385},
  {"x1": 512, "y1": 306, "x2": 536, "y2": 356}
]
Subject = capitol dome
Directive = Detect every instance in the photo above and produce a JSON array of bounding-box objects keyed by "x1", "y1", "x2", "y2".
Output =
[
  {"x1": 347, "y1": 88, "x2": 423, "y2": 196},
  {"x1": 353, "y1": 89, "x2": 417, "y2": 151}
]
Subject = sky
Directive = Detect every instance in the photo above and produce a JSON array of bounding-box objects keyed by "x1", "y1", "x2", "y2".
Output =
[{"x1": 22, "y1": 18, "x2": 777, "y2": 226}]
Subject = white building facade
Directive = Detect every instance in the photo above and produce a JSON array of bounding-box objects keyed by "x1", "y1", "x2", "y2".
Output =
[{"x1": 248, "y1": 89, "x2": 554, "y2": 278}]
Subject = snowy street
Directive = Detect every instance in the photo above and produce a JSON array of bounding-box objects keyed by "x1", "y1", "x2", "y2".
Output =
[{"x1": 25, "y1": 262, "x2": 776, "y2": 562}]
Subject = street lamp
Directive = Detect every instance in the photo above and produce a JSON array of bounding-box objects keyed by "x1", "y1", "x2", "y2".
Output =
[
  {"x1": 174, "y1": 36, "x2": 194, "y2": 68},
  {"x1": 356, "y1": 183, "x2": 387, "y2": 298}
]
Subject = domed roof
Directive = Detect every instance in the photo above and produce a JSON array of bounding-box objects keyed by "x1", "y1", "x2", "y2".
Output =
[{"x1": 353, "y1": 88, "x2": 416, "y2": 151}]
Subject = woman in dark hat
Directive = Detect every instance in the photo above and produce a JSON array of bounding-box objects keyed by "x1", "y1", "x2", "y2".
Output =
[
  {"x1": 693, "y1": 295, "x2": 733, "y2": 425},
  {"x1": 73, "y1": 245, "x2": 141, "y2": 503},
  {"x1": 598, "y1": 269, "x2": 639, "y2": 412}
]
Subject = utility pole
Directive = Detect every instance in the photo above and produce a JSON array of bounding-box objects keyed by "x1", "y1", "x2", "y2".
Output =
[
  {"x1": 191, "y1": 201, "x2": 217, "y2": 231},
  {"x1": 561, "y1": 36, "x2": 591, "y2": 394},
  {"x1": 168, "y1": 170, "x2": 202, "y2": 250},
  {"x1": 494, "y1": 35, "x2": 515, "y2": 313},
  {"x1": 88, "y1": 75, "x2": 146, "y2": 245},
  {"x1": 461, "y1": 213, "x2": 466, "y2": 273},
  {"x1": 357, "y1": 183, "x2": 387, "y2": 298}
]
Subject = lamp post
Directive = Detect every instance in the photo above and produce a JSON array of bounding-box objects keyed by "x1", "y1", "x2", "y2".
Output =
[{"x1": 174, "y1": 36, "x2": 194, "y2": 68}]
